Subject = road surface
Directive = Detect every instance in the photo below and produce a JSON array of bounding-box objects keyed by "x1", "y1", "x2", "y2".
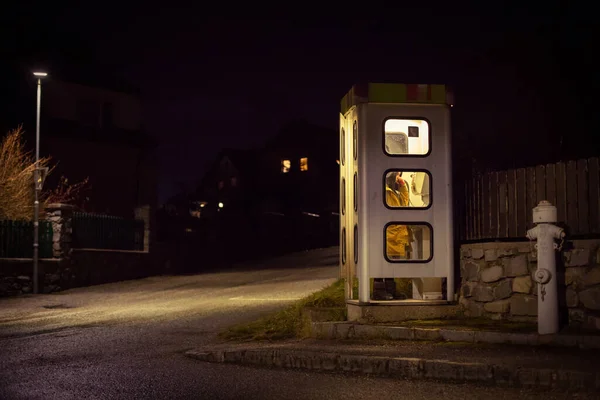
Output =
[{"x1": 0, "y1": 248, "x2": 591, "y2": 399}]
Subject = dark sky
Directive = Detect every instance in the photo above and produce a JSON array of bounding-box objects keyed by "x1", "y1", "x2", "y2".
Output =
[{"x1": 2, "y1": 3, "x2": 597, "y2": 203}]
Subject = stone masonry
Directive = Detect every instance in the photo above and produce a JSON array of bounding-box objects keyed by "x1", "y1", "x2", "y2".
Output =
[{"x1": 459, "y1": 239, "x2": 600, "y2": 331}]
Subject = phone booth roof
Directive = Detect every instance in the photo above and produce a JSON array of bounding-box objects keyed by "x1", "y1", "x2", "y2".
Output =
[{"x1": 341, "y1": 83, "x2": 453, "y2": 115}]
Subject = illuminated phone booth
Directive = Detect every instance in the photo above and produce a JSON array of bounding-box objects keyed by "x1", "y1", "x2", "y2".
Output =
[{"x1": 339, "y1": 83, "x2": 455, "y2": 305}]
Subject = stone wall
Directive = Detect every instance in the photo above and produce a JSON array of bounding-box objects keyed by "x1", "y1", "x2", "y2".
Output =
[
  {"x1": 459, "y1": 239, "x2": 600, "y2": 331},
  {"x1": 0, "y1": 250, "x2": 164, "y2": 297},
  {"x1": 0, "y1": 203, "x2": 163, "y2": 297}
]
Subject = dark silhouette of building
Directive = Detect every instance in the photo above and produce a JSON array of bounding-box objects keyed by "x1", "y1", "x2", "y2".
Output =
[
  {"x1": 158, "y1": 120, "x2": 340, "y2": 263},
  {"x1": 0, "y1": 65, "x2": 157, "y2": 219}
]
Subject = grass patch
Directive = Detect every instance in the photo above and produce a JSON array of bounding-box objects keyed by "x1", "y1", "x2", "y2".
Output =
[{"x1": 220, "y1": 279, "x2": 346, "y2": 341}]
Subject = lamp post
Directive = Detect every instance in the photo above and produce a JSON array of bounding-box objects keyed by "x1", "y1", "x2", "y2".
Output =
[{"x1": 32, "y1": 71, "x2": 47, "y2": 294}]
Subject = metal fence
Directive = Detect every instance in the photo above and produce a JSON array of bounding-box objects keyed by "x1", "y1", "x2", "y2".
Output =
[
  {"x1": 0, "y1": 220, "x2": 54, "y2": 258},
  {"x1": 462, "y1": 157, "x2": 600, "y2": 241},
  {"x1": 72, "y1": 212, "x2": 144, "y2": 251}
]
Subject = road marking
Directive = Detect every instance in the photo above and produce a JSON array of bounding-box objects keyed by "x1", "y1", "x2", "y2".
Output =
[{"x1": 228, "y1": 297, "x2": 301, "y2": 301}]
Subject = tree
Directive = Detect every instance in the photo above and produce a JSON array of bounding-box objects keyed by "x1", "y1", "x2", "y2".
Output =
[{"x1": 0, "y1": 126, "x2": 89, "y2": 220}]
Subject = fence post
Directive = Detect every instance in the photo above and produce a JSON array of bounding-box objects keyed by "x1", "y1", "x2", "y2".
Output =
[
  {"x1": 45, "y1": 203, "x2": 74, "y2": 259},
  {"x1": 134, "y1": 205, "x2": 151, "y2": 252}
]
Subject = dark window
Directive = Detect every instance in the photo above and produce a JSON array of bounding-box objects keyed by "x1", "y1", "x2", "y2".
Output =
[
  {"x1": 341, "y1": 228, "x2": 347, "y2": 265},
  {"x1": 341, "y1": 178, "x2": 346, "y2": 215},
  {"x1": 353, "y1": 172, "x2": 358, "y2": 212},
  {"x1": 353, "y1": 224, "x2": 358, "y2": 264},
  {"x1": 353, "y1": 120, "x2": 358, "y2": 160}
]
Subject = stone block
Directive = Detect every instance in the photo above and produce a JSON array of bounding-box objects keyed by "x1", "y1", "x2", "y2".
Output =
[
  {"x1": 498, "y1": 248, "x2": 519, "y2": 257},
  {"x1": 471, "y1": 248, "x2": 484, "y2": 260},
  {"x1": 512, "y1": 276, "x2": 533, "y2": 294},
  {"x1": 484, "y1": 299, "x2": 511, "y2": 313},
  {"x1": 472, "y1": 284, "x2": 494, "y2": 302},
  {"x1": 516, "y1": 242, "x2": 532, "y2": 253},
  {"x1": 565, "y1": 267, "x2": 587, "y2": 286},
  {"x1": 461, "y1": 282, "x2": 476, "y2": 298},
  {"x1": 459, "y1": 295, "x2": 470, "y2": 310},
  {"x1": 439, "y1": 329, "x2": 475, "y2": 343},
  {"x1": 460, "y1": 247, "x2": 471, "y2": 259},
  {"x1": 462, "y1": 261, "x2": 480, "y2": 282},
  {"x1": 583, "y1": 268, "x2": 600, "y2": 287},
  {"x1": 566, "y1": 287, "x2": 579, "y2": 308},
  {"x1": 504, "y1": 254, "x2": 529, "y2": 277},
  {"x1": 565, "y1": 248, "x2": 591, "y2": 267},
  {"x1": 568, "y1": 308, "x2": 586, "y2": 323},
  {"x1": 481, "y1": 265, "x2": 503, "y2": 283},
  {"x1": 586, "y1": 315, "x2": 600, "y2": 331},
  {"x1": 579, "y1": 287, "x2": 600, "y2": 311},
  {"x1": 510, "y1": 294, "x2": 538, "y2": 316},
  {"x1": 493, "y1": 279, "x2": 512, "y2": 300},
  {"x1": 385, "y1": 327, "x2": 414, "y2": 340},
  {"x1": 484, "y1": 249, "x2": 498, "y2": 262},
  {"x1": 468, "y1": 301, "x2": 484, "y2": 317}
]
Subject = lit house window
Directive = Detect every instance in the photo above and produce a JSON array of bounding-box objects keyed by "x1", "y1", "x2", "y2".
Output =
[
  {"x1": 300, "y1": 157, "x2": 308, "y2": 171},
  {"x1": 282, "y1": 159, "x2": 291, "y2": 173}
]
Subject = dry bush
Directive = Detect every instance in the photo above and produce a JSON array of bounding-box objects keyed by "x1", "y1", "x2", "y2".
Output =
[{"x1": 0, "y1": 127, "x2": 90, "y2": 220}]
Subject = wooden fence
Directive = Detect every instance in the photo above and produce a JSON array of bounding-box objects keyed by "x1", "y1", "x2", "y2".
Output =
[{"x1": 462, "y1": 157, "x2": 600, "y2": 241}]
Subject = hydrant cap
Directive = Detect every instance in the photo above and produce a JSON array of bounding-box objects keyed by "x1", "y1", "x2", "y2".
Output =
[{"x1": 533, "y1": 200, "x2": 558, "y2": 223}]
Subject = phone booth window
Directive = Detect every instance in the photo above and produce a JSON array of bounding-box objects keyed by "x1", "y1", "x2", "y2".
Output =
[
  {"x1": 353, "y1": 224, "x2": 358, "y2": 263},
  {"x1": 341, "y1": 178, "x2": 346, "y2": 215},
  {"x1": 384, "y1": 223, "x2": 433, "y2": 262},
  {"x1": 353, "y1": 120, "x2": 358, "y2": 160},
  {"x1": 341, "y1": 128, "x2": 346, "y2": 166},
  {"x1": 384, "y1": 119, "x2": 430, "y2": 156},
  {"x1": 384, "y1": 170, "x2": 431, "y2": 208},
  {"x1": 353, "y1": 172, "x2": 358, "y2": 212},
  {"x1": 341, "y1": 228, "x2": 347, "y2": 265}
]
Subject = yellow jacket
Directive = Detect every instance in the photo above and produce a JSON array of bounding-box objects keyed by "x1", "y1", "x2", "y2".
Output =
[{"x1": 386, "y1": 184, "x2": 411, "y2": 258}]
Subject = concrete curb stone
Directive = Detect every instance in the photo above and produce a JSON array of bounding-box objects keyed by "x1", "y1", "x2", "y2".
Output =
[
  {"x1": 312, "y1": 322, "x2": 600, "y2": 349},
  {"x1": 185, "y1": 348, "x2": 600, "y2": 392}
]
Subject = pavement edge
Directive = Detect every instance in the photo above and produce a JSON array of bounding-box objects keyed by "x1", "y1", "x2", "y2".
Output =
[{"x1": 185, "y1": 348, "x2": 600, "y2": 392}]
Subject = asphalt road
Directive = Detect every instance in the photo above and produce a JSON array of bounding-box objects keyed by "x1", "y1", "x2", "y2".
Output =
[{"x1": 0, "y1": 248, "x2": 593, "y2": 399}]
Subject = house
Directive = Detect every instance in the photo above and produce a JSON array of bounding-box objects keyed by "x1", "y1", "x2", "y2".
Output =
[
  {"x1": 262, "y1": 119, "x2": 339, "y2": 217},
  {"x1": 189, "y1": 120, "x2": 339, "y2": 255},
  {"x1": 37, "y1": 75, "x2": 157, "y2": 219}
]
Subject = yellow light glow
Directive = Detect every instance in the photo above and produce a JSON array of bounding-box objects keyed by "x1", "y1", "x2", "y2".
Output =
[
  {"x1": 281, "y1": 159, "x2": 291, "y2": 173},
  {"x1": 33, "y1": 72, "x2": 48, "y2": 77},
  {"x1": 218, "y1": 202, "x2": 224, "y2": 208},
  {"x1": 300, "y1": 157, "x2": 308, "y2": 171}
]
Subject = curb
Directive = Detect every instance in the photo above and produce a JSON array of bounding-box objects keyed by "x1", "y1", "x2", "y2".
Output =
[
  {"x1": 312, "y1": 322, "x2": 600, "y2": 349},
  {"x1": 185, "y1": 348, "x2": 600, "y2": 391}
]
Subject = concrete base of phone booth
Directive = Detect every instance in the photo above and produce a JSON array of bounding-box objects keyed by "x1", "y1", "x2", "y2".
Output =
[{"x1": 346, "y1": 300, "x2": 460, "y2": 323}]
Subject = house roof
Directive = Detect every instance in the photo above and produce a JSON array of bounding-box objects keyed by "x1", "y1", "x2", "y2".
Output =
[{"x1": 196, "y1": 148, "x2": 263, "y2": 196}]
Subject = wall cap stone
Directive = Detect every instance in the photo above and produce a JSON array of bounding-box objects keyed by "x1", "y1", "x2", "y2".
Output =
[{"x1": 45, "y1": 203, "x2": 76, "y2": 211}]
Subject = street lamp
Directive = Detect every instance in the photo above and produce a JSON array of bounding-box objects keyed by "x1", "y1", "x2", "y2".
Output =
[{"x1": 32, "y1": 71, "x2": 48, "y2": 294}]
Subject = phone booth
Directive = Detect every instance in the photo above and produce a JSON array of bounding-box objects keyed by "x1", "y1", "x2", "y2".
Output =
[{"x1": 339, "y1": 83, "x2": 455, "y2": 306}]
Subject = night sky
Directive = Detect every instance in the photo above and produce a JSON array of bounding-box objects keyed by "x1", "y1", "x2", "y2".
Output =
[{"x1": 2, "y1": 3, "x2": 597, "y2": 203}]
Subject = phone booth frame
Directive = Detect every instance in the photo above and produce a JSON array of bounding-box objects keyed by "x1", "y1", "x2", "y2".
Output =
[{"x1": 339, "y1": 83, "x2": 455, "y2": 306}]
